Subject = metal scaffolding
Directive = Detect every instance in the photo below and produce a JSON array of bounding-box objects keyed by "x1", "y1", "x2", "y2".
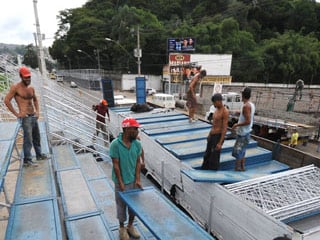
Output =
[{"x1": 225, "y1": 165, "x2": 320, "y2": 222}]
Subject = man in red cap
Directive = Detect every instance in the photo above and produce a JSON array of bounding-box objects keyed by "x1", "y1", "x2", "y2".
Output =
[
  {"x1": 4, "y1": 66, "x2": 47, "y2": 167},
  {"x1": 92, "y1": 99, "x2": 110, "y2": 145},
  {"x1": 109, "y1": 117, "x2": 142, "y2": 240}
]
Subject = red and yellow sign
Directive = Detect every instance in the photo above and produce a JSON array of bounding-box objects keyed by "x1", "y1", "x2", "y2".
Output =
[{"x1": 169, "y1": 54, "x2": 191, "y2": 66}]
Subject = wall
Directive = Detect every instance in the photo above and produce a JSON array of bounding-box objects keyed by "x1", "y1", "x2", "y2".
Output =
[
  {"x1": 121, "y1": 74, "x2": 162, "y2": 91},
  {"x1": 198, "y1": 82, "x2": 320, "y2": 126}
]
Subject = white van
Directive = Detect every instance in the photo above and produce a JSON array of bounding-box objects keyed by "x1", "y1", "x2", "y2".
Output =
[
  {"x1": 222, "y1": 92, "x2": 242, "y2": 111},
  {"x1": 151, "y1": 93, "x2": 175, "y2": 109},
  {"x1": 206, "y1": 92, "x2": 242, "y2": 121},
  {"x1": 56, "y1": 75, "x2": 64, "y2": 83}
]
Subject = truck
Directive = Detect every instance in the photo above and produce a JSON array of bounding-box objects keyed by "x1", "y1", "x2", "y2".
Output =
[{"x1": 206, "y1": 92, "x2": 242, "y2": 121}]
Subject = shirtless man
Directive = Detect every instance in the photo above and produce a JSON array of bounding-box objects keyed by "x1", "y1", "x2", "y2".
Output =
[
  {"x1": 201, "y1": 93, "x2": 229, "y2": 170},
  {"x1": 186, "y1": 69, "x2": 206, "y2": 122},
  {"x1": 4, "y1": 66, "x2": 46, "y2": 167}
]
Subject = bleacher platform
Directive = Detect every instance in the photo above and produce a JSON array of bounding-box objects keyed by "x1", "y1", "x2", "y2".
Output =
[
  {"x1": 0, "y1": 122, "x2": 20, "y2": 193},
  {"x1": 120, "y1": 186, "x2": 214, "y2": 240},
  {"x1": 5, "y1": 121, "x2": 63, "y2": 240},
  {"x1": 0, "y1": 76, "x2": 216, "y2": 239}
]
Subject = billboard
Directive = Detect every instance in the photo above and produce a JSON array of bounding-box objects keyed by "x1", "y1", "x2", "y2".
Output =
[{"x1": 168, "y1": 37, "x2": 196, "y2": 52}]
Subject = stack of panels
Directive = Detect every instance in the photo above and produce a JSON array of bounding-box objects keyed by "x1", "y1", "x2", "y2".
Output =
[
  {"x1": 144, "y1": 122, "x2": 211, "y2": 136},
  {"x1": 141, "y1": 119, "x2": 192, "y2": 131},
  {"x1": 184, "y1": 147, "x2": 273, "y2": 169},
  {"x1": 135, "y1": 112, "x2": 183, "y2": 121},
  {"x1": 112, "y1": 107, "x2": 290, "y2": 186},
  {"x1": 110, "y1": 107, "x2": 131, "y2": 113},
  {"x1": 162, "y1": 139, "x2": 258, "y2": 160},
  {"x1": 155, "y1": 128, "x2": 210, "y2": 145},
  {"x1": 137, "y1": 114, "x2": 188, "y2": 125},
  {"x1": 181, "y1": 169, "x2": 266, "y2": 183}
]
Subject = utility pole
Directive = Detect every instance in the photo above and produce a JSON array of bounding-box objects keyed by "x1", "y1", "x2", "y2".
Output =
[
  {"x1": 33, "y1": 32, "x2": 41, "y2": 72},
  {"x1": 33, "y1": 0, "x2": 47, "y2": 77},
  {"x1": 137, "y1": 26, "x2": 141, "y2": 76},
  {"x1": 134, "y1": 25, "x2": 142, "y2": 76},
  {"x1": 95, "y1": 49, "x2": 101, "y2": 71}
]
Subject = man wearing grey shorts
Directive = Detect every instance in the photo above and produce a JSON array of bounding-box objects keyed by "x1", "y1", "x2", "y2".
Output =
[
  {"x1": 231, "y1": 87, "x2": 255, "y2": 171},
  {"x1": 110, "y1": 117, "x2": 142, "y2": 240}
]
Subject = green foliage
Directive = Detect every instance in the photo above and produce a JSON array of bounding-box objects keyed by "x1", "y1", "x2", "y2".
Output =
[
  {"x1": 261, "y1": 31, "x2": 320, "y2": 84},
  {"x1": 49, "y1": 0, "x2": 320, "y2": 83},
  {"x1": 22, "y1": 44, "x2": 38, "y2": 69}
]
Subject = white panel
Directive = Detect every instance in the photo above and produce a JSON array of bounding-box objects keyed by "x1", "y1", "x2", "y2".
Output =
[{"x1": 190, "y1": 54, "x2": 232, "y2": 75}]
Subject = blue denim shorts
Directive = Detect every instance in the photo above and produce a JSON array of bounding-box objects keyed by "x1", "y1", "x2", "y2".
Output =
[{"x1": 232, "y1": 134, "x2": 250, "y2": 160}]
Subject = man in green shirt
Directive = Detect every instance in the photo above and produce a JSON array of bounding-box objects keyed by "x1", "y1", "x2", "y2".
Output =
[{"x1": 110, "y1": 117, "x2": 142, "y2": 240}]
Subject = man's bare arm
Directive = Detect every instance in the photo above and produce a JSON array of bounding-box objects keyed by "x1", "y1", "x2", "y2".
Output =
[
  {"x1": 4, "y1": 85, "x2": 19, "y2": 117},
  {"x1": 112, "y1": 158, "x2": 125, "y2": 191},
  {"x1": 135, "y1": 156, "x2": 142, "y2": 189},
  {"x1": 33, "y1": 88, "x2": 40, "y2": 118}
]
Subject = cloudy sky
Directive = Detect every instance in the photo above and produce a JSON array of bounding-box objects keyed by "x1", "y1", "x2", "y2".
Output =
[
  {"x1": 0, "y1": 0, "x2": 88, "y2": 47},
  {"x1": 1, "y1": 1, "x2": 319, "y2": 48}
]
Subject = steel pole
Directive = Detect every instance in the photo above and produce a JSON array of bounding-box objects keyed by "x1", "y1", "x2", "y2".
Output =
[{"x1": 33, "y1": 0, "x2": 47, "y2": 77}]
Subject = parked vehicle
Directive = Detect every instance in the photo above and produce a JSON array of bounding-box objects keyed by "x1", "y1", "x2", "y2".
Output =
[
  {"x1": 49, "y1": 73, "x2": 56, "y2": 79},
  {"x1": 70, "y1": 81, "x2": 77, "y2": 88},
  {"x1": 146, "y1": 88, "x2": 157, "y2": 95},
  {"x1": 151, "y1": 93, "x2": 175, "y2": 109},
  {"x1": 205, "y1": 92, "x2": 242, "y2": 121},
  {"x1": 221, "y1": 92, "x2": 242, "y2": 110},
  {"x1": 56, "y1": 75, "x2": 64, "y2": 83}
]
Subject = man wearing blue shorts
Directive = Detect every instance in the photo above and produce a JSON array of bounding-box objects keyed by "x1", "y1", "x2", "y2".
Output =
[{"x1": 231, "y1": 87, "x2": 255, "y2": 171}]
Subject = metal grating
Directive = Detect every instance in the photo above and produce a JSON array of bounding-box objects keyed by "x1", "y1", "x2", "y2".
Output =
[{"x1": 225, "y1": 165, "x2": 320, "y2": 222}]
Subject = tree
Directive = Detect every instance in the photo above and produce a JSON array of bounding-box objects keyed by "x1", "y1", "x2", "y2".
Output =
[
  {"x1": 49, "y1": 0, "x2": 320, "y2": 83},
  {"x1": 22, "y1": 44, "x2": 38, "y2": 69},
  {"x1": 261, "y1": 31, "x2": 320, "y2": 84}
]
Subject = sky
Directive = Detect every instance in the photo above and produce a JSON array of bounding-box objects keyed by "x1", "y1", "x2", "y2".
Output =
[
  {"x1": 1, "y1": 0, "x2": 319, "y2": 48},
  {"x1": 0, "y1": 0, "x2": 88, "y2": 47}
]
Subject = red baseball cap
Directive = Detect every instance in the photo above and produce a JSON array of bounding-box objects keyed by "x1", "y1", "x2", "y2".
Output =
[
  {"x1": 121, "y1": 117, "x2": 140, "y2": 128},
  {"x1": 101, "y1": 99, "x2": 108, "y2": 106},
  {"x1": 19, "y1": 66, "x2": 31, "y2": 78}
]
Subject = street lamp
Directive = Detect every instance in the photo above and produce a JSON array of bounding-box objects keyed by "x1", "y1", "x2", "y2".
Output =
[
  {"x1": 77, "y1": 49, "x2": 100, "y2": 70},
  {"x1": 105, "y1": 38, "x2": 129, "y2": 54},
  {"x1": 105, "y1": 37, "x2": 140, "y2": 74}
]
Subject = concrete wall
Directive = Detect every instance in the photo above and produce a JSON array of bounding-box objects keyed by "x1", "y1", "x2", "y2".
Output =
[
  {"x1": 198, "y1": 83, "x2": 320, "y2": 126},
  {"x1": 121, "y1": 74, "x2": 162, "y2": 91}
]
